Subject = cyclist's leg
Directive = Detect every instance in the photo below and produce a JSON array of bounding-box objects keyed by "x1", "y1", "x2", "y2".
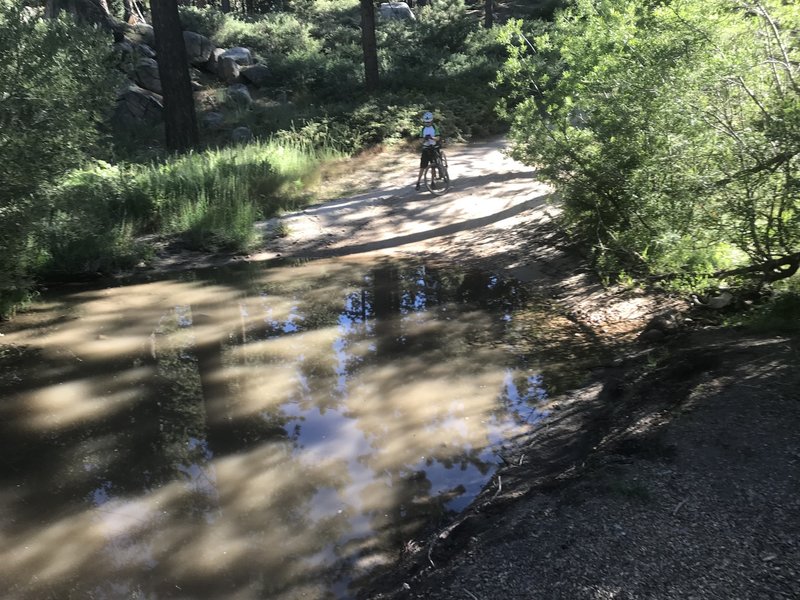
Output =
[
  {"x1": 418, "y1": 147, "x2": 433, "y2": 189},
  {"x1": 423, "y1": 162, "x2": 436, "y2": 192},
  {"x1": 415, "y1": 151, "x2": 427, "y2": 189},
  {"x1": 434, "y1": 150, "x2": 445, "y2": 181}
]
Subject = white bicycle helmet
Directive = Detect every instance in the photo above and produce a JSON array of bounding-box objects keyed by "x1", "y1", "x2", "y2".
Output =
[{"x1": 422, "y1": 111, "x2": 434, "y2": 124}]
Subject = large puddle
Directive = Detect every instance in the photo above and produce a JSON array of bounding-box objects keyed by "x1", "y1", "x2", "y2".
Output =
[{"x1": 0, "y1": 258, "x2": 594, "y2": 599}]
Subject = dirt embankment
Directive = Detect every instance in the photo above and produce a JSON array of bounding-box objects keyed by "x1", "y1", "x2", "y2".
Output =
[{"x1": 361, "y1": 325, "x2": 800, "y2": 600}]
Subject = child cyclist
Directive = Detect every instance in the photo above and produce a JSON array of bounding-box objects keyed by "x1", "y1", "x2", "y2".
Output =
[{"x1": 415, "y1": 111, "x2": 440, "y2": 191}]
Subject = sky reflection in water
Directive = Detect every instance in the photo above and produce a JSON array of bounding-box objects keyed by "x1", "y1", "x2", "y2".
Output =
[{"x1": 0, "y1": 258, "x2": 582, "y2": 600}]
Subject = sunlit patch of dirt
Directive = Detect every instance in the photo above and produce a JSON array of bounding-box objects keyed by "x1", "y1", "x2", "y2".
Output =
[{"x1": 306, "y1": 141, "x2": 421, "y2": 204}]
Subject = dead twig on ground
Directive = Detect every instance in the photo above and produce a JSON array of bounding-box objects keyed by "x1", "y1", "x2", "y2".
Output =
[
  {"x1": 490, "y1": 475, "x2": 503, "y2": 502},
  {"x1": 673, "y1": 498, "x2": 688, "y2": 516}
]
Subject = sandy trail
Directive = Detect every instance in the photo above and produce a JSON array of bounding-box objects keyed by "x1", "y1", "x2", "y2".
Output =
[
  {"x1": 257, "y1": 137, "x2": 555, "y2": 263},
  {"x1": 245, "y1": 136, "x2": 682, "y2": 343}
]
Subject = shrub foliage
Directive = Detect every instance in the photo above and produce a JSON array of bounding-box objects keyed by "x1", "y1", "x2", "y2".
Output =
[
  {"x1": 498, "y1": 0, "x2": 800, "y2": 286},
  {"x1": 0, "y1": 1, "x2": 122, "y2": 314}
]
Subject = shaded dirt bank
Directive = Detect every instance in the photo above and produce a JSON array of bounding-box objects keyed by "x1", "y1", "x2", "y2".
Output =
[{"x1": 360, "y1": 327, "x2": 800, "y2": 599}]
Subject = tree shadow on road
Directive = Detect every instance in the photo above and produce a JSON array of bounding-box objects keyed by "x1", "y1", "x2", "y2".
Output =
[{"x1": 275, "y1": 191, "x2": 552, "y2": 259}]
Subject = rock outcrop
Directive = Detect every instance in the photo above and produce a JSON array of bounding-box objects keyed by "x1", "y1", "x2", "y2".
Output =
[{"x1": 111, "y1": 23, "x2": 267, "y2": 143}]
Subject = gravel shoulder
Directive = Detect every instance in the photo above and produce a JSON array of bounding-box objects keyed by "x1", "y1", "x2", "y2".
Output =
[
  {"x1": 361, "y1": 328, "x2": 800, "y2": 600},
  {"x1": 154, "y1": 137, "x2": 800, "y2": 599}
]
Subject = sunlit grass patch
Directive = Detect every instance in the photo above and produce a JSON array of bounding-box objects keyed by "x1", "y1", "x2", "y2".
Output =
[
  {"x1": 143, "y1": 138, "x2": 343, "y2": 251},
  {"x1": 32, "y1": 138, "x2": 346, "y2": 276}
]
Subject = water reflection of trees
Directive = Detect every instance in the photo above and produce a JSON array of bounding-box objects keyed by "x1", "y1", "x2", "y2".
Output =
[
  {"x1": 193, "y1": 260, "x2": 536, "y2": 591},
  {"x1": 336, "y1": 264, "x2": 523, "y2": 567},
  {"x1": 0, "y1": 259, "x2": 566, "y2": 599}
]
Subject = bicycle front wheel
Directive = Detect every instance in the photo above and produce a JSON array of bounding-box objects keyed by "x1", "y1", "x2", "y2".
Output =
[
  {"x1": 439, "y1": 151, "x2": 449, "y2": 175},
  {"x1": 424, "y1": 160, "x2": 450, "y2": 196}
]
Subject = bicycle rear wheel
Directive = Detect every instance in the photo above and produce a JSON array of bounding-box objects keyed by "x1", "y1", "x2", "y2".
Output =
[{"x1": 424, "y1": 157, "x2": 450, "y2": 195}]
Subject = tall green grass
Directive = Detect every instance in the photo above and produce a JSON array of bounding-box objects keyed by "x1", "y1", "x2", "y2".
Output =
[{"x1": 36, "y1": 138, "x2": 344, "y2": 277}]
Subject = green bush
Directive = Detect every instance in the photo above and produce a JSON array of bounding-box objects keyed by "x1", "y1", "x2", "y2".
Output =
[
  {"x1": 0, "y1": 5, "x2": 121, "y2": 201},
  {"x1": 416, "y1": 0, "x2": 474, "y2": 53},
  {"x1": 174, "y1": 2, "x2": 508, "y2": 142},
  {"x1": 178, "y1": 5, "x2": 227, "y2": 39},
  {"x1": 741, "y1": 290, "x2": 800, "y2": 334},
  {"x1": 192, "y1": 8, "x2": 366, "y2": 99},
  {"x1": 0, "y1": 2, "x2": 122, "y2": 315},
  {"x1": 215, "y1": 12, "x2": 320, "y2": 57},
  {"x1": 498, "y1": 1, "x2": 800, "y2": 285},
  {"x1": 377, "y1": 1, "x2": 485, "y2": 88},
  {"x1": 37, "y1": 162, "x2": 146, "y2": 277}
]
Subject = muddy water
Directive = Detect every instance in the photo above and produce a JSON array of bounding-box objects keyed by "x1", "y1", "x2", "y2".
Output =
[{"x1": 0, "y1": 258, "x2": 591, "y2": 599}]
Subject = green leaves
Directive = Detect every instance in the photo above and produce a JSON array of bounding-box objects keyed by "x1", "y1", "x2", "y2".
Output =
[
  {"x1": 0, "y1": 4, "x2": 121, "y2": 203},
  {"x1": 0, "y1": 3, "x2": 123, "y2": 311},
  {"x1": 499, "y1": 0, "x2": 800, "y2": 285}
]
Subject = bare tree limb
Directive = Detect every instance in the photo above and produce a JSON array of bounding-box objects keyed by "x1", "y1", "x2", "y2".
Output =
[
  {"x1": 712, "y1": 151, "x2": 798, "y2": 187},
  {"x1": 753, "y1": 0, "x2": 800, "y2": 95},
  {"x1": 713, "y1": 252, "x2": 800, "y2": 282}
]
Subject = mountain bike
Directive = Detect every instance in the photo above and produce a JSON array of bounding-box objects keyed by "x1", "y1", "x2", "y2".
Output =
[{"x1": 423, "y1": 145, "x2": 450, "y2": 195}]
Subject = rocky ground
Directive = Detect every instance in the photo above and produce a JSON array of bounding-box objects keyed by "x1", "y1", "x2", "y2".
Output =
[
  {"x1": 153, "y1": 137, "x2": 800, "y2": 599},
  {"x1": 360, "y1": 327, "x2": 800, "y2": 600}
]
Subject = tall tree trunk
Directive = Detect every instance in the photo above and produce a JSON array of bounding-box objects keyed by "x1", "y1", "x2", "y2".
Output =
[
  {"x1": 44, "y1": 0, "x2": 60, "y2": 18},
  {"x1": 221, "y1": 0, "x2": 231, "y2": 13},
  {"x1": 372, "y1": 264, "x2": 402, "y2": 358},
  {"x1": 360, "y1": 0, "x2": 379, "y2": 91},
  {"x1": 149, "y1": 0, "x2": 199, "y2": 153},
  {"x1": 484, "y1": 0, "x2": 494, "y2": 28}
]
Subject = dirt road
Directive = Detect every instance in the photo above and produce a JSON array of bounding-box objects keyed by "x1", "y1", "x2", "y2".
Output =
[
  {"x1": 257, "y1": 137, "x2": 677, "y2": 343},
  {"x1": 260, "y1": 138, "x2": 552, "y2": 262}
]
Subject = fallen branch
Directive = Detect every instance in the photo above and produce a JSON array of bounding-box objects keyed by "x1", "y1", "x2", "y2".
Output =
[
  {"x1": 673, "y1": 498, "x2": 688, "y2": 516},
  {"x1": 713, "y1": 252, "x2": 800, "y2": 282},
  {"x1": 490, "y1": 475, "x2": 503, "y2": 502}
]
